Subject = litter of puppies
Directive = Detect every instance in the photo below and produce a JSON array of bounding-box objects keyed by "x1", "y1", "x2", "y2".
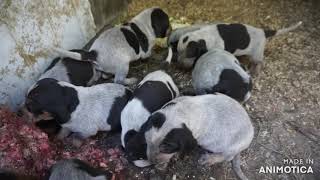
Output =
[{"x1": 0, "y1": 5, "x2": 303, "y2": 180}]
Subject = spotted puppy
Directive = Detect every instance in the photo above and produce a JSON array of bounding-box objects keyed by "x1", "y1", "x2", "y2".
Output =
[
  {"x1": 121, "y1": 70, "x2": 179, "y2": 167},
  {"x1": 53, "y1": 7, "x2": 171, "y2": 85},
  {"x1": 167, "y1": 24, "x2": 206, "y2": 61},
  {"x1": 47, "y1": 159, "x2": 112, "y2": 180},
  {"x1": 41, "y1": 49, "x2": 101, "y2": 87},
  {"x1": 136, "y1": 94, "x2": 254, "y2": 180},
  {"x1": 175, "y1": 21, "x2": 302, "y2": 74},
  {"x1": 25, "y1": 78, "x2": 132, "y2": 146},
  {"x1": 192, "y1": 49, "x2": 252, "y2": 102}
]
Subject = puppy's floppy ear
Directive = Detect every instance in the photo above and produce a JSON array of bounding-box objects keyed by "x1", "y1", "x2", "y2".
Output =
[
  {"x1": 124, "y1": 129, "x2": 138, "y2": 146},
  {"x1": 151, "y1": 8, "x2": 170, "y2": 38},
  {"x1": 53, "y1": 86, "x2": 79, "y2": 124},
  {"x1": 159, "y1": 124, "x2": 197, "y2": 155},
  {"x1": 185, "y1": 39, "x2": 208, "y2": 59},
  {"x1": 197, "y1": 39, "x2": 208, "y2": 55}
]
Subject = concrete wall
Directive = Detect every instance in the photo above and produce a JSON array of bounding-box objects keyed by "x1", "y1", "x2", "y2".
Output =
[{"x1": 0, "y1": 0, "x2": 96, "y2": 110}]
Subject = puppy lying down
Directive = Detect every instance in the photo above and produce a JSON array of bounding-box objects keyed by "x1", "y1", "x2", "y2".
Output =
[
  {"x1": 192, "y1": 49, "x2": 252, "y2": 103},
  {"x1": 128, "y1": 94, "x2": 254, "y2": 180},
  {"x1": 25, "y1": 78, "x2": 132, "y2": 146}
]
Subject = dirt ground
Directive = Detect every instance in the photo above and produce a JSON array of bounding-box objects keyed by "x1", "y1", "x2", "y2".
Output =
[{"x1": 99, "y1": 0, "x2": 320, "y2": 179}]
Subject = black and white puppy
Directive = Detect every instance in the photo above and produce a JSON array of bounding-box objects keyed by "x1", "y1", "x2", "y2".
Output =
[
  {"x1": 175, "y1": 21, "x2": 302, "y2": 74},
  {"x1": 42, "y1": 49, "x2": 102, "y2": 86},
  {"x1": 192, "y1": 49, "x2": 252, "y2": 103},
  {"x1": 53, "y1": 7, "x2": 171, "y2": 85},
  {"x1": 25, "y1": 78, "x2": 132, "y2": 145},
  {"x1": 138, "y1": 94, "x2": 254, "y2": 180},
  {"x1": 167, "y1": 24, "x2": 206, "y2": 61},
  {"x1": 47, "y1": 159, "x2": 112, "y2": 180},
  {"x1": 121, "y1": 70, "x2": 179, "y2": 167}
]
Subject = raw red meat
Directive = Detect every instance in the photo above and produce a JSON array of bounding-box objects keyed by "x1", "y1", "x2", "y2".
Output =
[{"x1": 0, "y1": 107, "x2": 126, "y2": 179}]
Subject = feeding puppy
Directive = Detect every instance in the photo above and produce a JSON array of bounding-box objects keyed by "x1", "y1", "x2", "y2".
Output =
[
  {"x1": 121, "y1": 70, "x2": 179, "y2": 167},
  {"x1": 167, "y1": 24, "x2": 206, "y2": 61},
  {"x1": 25, "y1": 78, "x2": 132, "y2": 146},
  {"x1": 136, "y1": 94, "x2": 254, "y2": 180},
  {"x1": 175, "y1": 21, "x2": 302, "y2": 75},
  {"x1": 53, "y1": 7, "x2": 171, "y2": 85},
  {"x1": 192, "y1": 49, "x2": 252, "y2": 102},
  {"x1": 47, "y1": 159, "x2": 112, "y2": 180}
]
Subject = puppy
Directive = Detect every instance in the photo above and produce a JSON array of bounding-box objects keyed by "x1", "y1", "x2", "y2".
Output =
[
  {"x1": 121, "y1": 70, "x2": 179, "y2": 167},
  {"x1": 167, "y1": 24, "x2": 206, "y2": 61},
  {"x1": 42, "y1": 49, "x2": 102, "y2": 86},
  {"x1": 53, "y1": 7, "x2": 171, "y2": 85},
  {"x1": 47, "y1": 159, "x2": 112, "y2": 180},
  {"x1": 175, "y1": 21, "x2": 302, "y2": 74},
  {"x1": 136, "y1": 94, "x2": 254, "y2": 180},
  {"x1": 25, "y1": 78, "x2": 132, "y2": 146},
  {"x1": 192, "y1": 49, "x2": 252, "y2": 102}
]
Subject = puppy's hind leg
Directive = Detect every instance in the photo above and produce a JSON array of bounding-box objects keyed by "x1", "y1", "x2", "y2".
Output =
[
  {"x1": 198, "y1": 152, "x2": 226, "y2": 166},
  {"x1": 231, "y1": 153, "x2": 248, "y2": 180},
  {"x1": 114, "y1": 64, "x2": 137, "y2": 85}
]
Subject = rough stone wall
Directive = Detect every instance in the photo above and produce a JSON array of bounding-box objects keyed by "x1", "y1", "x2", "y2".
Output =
[
  {"x1": 89, "y1": 0, "x2": 129, "y2": 30},
  {"x1": 0, "y1": 0, "x2": 96, "y2": 110}
]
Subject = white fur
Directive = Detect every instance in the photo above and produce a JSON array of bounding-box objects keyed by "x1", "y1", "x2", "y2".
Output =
[
  {"x1": 58, "y1": 82, "x2": 129, "y2": 137},
  {"x1": 145, "y1": 94, "x2": 254, "y2": 164}
]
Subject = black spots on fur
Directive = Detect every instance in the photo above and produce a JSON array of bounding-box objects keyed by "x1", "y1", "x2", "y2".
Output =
[
  {"x1": 45, "y1": 57, "x2": 61, "y2": 72},
  {"x1": 185, "y1": 40, "x2": 208, "y2": 66},
  {"x1": 62, "y1": 59, "x2": 94, "y2": 86},
  {"x1": 159, "y1": 124, "x2": 197, "y2": 155},
  {"x1": 264, "y1": 29, "x2": 276, "y2": 38},
  {"x1": 211, "y1": 69, "x2": 251, "y2": 102},
  {"x1": 107, "y1": 89, "x2": 132, "y2": 131},
  {"x1": 140, "y1": 112, "x2": 166, "y2": 133},
  {"x1": 121, "y1": 27, "x2": 140, "y2": 54},
  {"x1": 182, "y1": 36, "x2": 189, "y2": 43},
  {"x1": 124, "y1": 129, "x2": 148, "y2": 161},
  {"x1": 151, "y1": 8, "x2": 170, "y2": 38},
  {"x1": 26, "y1": 78, "x2": 79, "y2": 124},
  {"x1": 130, "y1": 23, "x2": 149, "y2": 53},
  {"x1": 72, "y1": 159, "x2": 112, "y2": 178},
  {"x1": 217, "y1": 24, "x2": 250, "y2": 53},
  {"x1": 134, "y1": 81, "x2": 174, "y2": 113},
  {"x1": 148, "y1": 112, "x2": 166, "y2": 129}
]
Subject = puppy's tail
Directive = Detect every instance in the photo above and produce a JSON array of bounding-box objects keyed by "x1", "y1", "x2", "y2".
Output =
[
  {"x1": 159, "y1": 46, "x2": 173, "y2": 70},
  {"x1": 264, "y1": 21, "x2": 302, "y2": 38},
  {"x1": 51, "y1": 47, "x2": 97, "y2": 61}
]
